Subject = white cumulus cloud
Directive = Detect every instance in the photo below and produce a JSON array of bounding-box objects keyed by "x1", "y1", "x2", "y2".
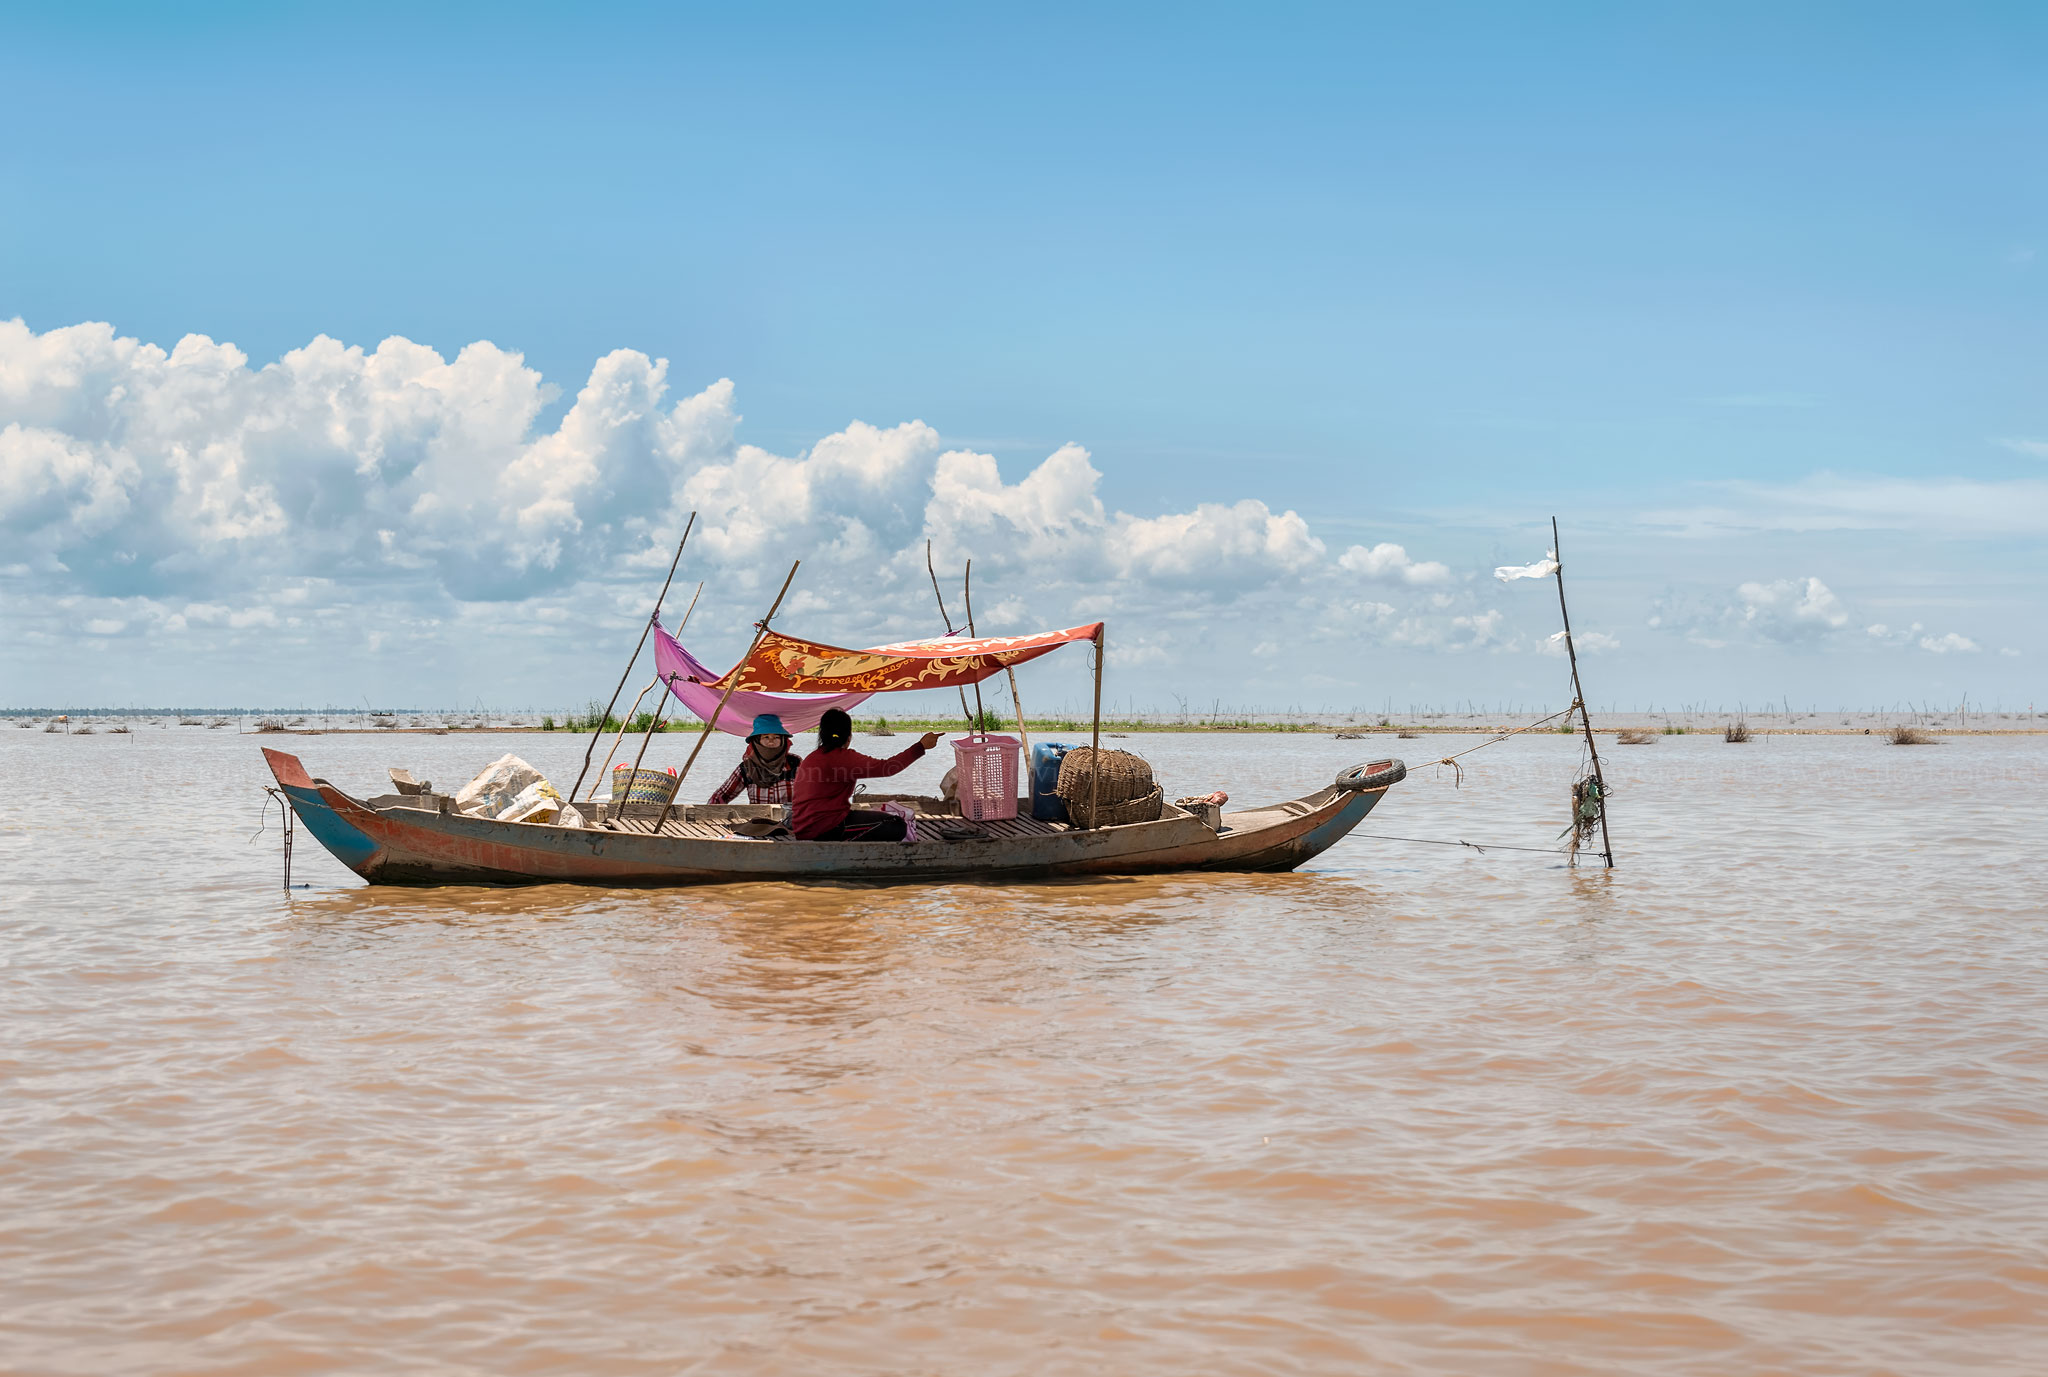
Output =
[
  {"x1": 1734, "y1": 577, "x2": 1848, "y2": 643},
  {"x1": 1, "y1": 318, "x2": 1487, "y2": 672},
  {"x1": 1339, "y1": 541, "x2": 1453, "y2": 584}
]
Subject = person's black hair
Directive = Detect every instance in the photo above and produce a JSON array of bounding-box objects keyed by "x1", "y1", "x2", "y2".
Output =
[{"x1": 817, "y1": 707, "x2": 853, "y2": 753}]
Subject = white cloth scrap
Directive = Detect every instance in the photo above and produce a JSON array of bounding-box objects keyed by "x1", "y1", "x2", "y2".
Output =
[{"x1": 1494, "y1": 550, "x2": 1560, "y2": 582}]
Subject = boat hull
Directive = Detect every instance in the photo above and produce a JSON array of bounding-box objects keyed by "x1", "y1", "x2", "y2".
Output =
[{"x1": 261, "y1": 749, "x2": 1402, "y2": 887}]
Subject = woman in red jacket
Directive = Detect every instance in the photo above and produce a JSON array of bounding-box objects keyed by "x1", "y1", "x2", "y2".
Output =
[{"x1": 792, "y1": 708, "x2": 940, "y2": 840}]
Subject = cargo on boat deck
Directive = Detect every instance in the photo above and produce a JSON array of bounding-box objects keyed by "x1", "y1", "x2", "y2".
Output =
[
  {"x1": 951, "y1": 733, "x2": 1022, "y2": 822},
  {"x1": 452, "y1": 753, "x2": 577, "y2": 825},
  {"x1": 1029, "y1": 742, "x2": 1075, "y2": 822},
  {"x1": 1056, "y1": 745, "x2": 1163, "y2": 829}
]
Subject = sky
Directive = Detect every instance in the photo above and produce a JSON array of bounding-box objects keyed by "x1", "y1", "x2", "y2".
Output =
[{"x1": 2, "y1": 2, "x2": 2044, "y2": 714}]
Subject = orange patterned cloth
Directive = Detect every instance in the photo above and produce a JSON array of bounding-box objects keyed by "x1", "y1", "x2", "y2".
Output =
[{"x1": 705, "y1": 623, "x2": 1102, "y2": 695}]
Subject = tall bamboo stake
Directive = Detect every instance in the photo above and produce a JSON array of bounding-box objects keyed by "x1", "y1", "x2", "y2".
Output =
[
  {"x1": 964, "y1": 561, "x2": 990, "y2": 731},
  {"x1": 1551, "y1": 516, "x2": 1613, "y2": 868},
  {"x1": 958, "y1": 561, "x2": 1030, "y2": 756},
  {"x1": 581, "y1": 581, "x2": 704, "y2": 803},
  {"x1": 1087, "y1": 626, "x2": 1105, "y2": 827},
  {"x1": 569, "y1": 513, "x2": 695, "y2": 800},
  {"x1": 591, "y1": 677, "x2": 658, "y2": 795},
  {"x1": 676, "y1": 580, "x2": 705, "y2": 633},
  {"x1": 654, "y1": 562, "x2": 802, "y2": 831},
  {"x1": 926, "y1": 540, "x2": 975, "y2": 730},
  {"x1": 1002, "y1": 669, "x2": 1031, "y2": 758}
]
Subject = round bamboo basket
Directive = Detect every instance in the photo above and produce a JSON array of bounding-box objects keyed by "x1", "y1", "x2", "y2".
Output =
[
  {"x1": 1056, "y1": 746, "x2": 1154, "y2": 804},
  {"x1": 612, "y1": 764, "x2": 681, "y2": 807},
  {"x1": 1064, "y1": 783, "x2": 1163, "y2": 830},
  {"x1": 1056, "y1": 746, "x2": 1158, "y2": 828}
]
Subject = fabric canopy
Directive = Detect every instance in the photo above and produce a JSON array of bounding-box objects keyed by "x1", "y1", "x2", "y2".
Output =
[
  {"x1": 651, "y1": 617, "x2": 876, "y2": 737},
  {"x1": 702, "y1": 623, "x2": 1102, "y2": 696}
]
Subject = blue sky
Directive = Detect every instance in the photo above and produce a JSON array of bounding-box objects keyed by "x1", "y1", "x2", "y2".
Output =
[{"x1": 3, "y1": 3, "x2": 2044, "y2": 711}]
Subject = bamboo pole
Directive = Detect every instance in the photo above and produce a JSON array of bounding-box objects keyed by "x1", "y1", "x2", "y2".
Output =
[
  {"x1": 590, "y1": 677, "x2": 658, "y2": 797},
  {"x1": 1003, "y1": 668, "x2": 1031, "y2": 758},
  {"x1": 569, "y1": 513, "x2": 694, "y2": 800},
  {"x1": 653, "y1": 562, "x2": 802, "y2": 832},
  {"x1": 616, "y1": 667, "x2": 684, "y2": 820},
  {"x1": 926, "y1": 540, "x2": 976, "y2": 730},
  {"x1": 1087, "y1": 625, "x2": 1104, "y2": 828},
  {"x1": 615, "y1": 576, "x2": 723, "y2": 810},
  {"x1": 1551, "y1": 516, "x2": 1613, "y2": 868},
  {"x1": 956, "y1": 560, "x2": 1031, "y2": 756},
  {"x1": 581, "y1": 581, "x2": 703, "y2": 803},
  {"x1": 964, "y1": 560, "x2": 989, "y2": 731}
]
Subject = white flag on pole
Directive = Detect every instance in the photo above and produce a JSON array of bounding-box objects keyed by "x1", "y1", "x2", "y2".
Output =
[{"x1": 1494, "y1": 550, "x2": 1559, "y2": 582}]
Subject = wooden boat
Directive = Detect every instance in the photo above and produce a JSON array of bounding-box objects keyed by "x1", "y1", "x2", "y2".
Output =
[{"x1": 261, "y1": 748, "x2": 1407, "y2": 887}]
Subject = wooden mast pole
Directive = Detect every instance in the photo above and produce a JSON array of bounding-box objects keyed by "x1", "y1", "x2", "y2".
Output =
[
  {"x1": 926, "y1": 540, "x2": 976, "y2": 731},
  {"x1": 570, "y1": 512, "x2": 694, "y2": 800},
  {"x1": 1551, "y1": 516, "x2": 1613, "y2": 868},
  {"x1": 653, "y1": 561, "x2": 801, "y2": 831},
  {"x1": 1087, "y1": 625, "x2": 1105, "y2": 827}
]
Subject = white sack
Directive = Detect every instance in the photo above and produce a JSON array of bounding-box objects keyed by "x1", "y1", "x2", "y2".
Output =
[
  {"x1": 455, "y1": 753, "x2": 548, "y2": 818},
  {"x1": 499, "y1": 778, "x2": 567, "y2": 824}
]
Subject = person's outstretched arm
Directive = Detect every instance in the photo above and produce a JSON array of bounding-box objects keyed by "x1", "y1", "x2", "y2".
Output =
[{"x1": 855, "y1": 732, "x2": 940, "y2": 780}]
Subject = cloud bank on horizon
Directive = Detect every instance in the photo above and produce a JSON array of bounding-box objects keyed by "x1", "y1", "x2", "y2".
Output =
[{"x1": 0, "y1": 319, "x2": 2028, "y2": 708}]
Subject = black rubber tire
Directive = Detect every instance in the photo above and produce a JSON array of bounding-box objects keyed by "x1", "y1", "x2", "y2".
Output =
[{"x1": 1335, "y1": 759, "x2": 1407, "y2": 792}]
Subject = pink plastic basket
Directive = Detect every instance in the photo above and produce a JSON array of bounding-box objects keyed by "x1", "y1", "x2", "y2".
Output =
[{"x1": 951, "y1": 733, "x2": 1021, "y2": 821}]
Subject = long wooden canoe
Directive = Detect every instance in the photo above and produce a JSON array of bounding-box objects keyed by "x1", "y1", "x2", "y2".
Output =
[{"x1": 261, "y1": 748, "x2": 1406, "y2": 887}]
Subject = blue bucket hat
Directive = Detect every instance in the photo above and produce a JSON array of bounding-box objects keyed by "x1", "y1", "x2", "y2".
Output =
[{"x1": 747, "y1": 713, "x2": 789, "y2": 741}]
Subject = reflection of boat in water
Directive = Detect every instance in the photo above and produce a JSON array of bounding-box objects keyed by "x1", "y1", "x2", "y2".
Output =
[{"x1": 262, "y1": 748, "x2": 1406, "y2": 888}]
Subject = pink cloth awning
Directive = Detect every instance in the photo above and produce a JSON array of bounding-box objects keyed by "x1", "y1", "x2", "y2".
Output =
[
  {"x1": 701, "y1": 623, "x2": 1102, "y2": 696},
  {"x1": 652, "y1": 618, "x2": 876, "y2": 737}
]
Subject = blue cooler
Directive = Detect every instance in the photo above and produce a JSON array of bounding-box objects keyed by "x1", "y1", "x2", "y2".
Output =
[{"x1": 1029, "y1": 742, "x2": 1074, "y2": 822}]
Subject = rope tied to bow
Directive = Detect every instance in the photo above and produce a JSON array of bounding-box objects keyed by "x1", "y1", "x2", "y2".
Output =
[{"x1": 1429, "y1": 704, "x2": 1581, "y2": 786}]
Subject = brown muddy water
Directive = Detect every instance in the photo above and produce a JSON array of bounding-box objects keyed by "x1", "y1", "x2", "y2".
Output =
[{"x1": 3, "y1": 728, "x2": 2045, "y2": 1375}]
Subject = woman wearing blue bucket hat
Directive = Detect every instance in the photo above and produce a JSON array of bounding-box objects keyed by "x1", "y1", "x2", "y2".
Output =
[{"x1": 707, "y1": 713, "x2": 803, "y2": 805}]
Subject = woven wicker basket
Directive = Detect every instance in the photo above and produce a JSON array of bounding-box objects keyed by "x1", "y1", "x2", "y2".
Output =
[
  {"x1": 1065, "y1": 783, "x2": 1163, "y2": 830},
  {"x1": 612, "y1": 764, "x2": 681, "y2": 807},
  {"x1": 1055, "y1": 746, "x2": 1154, "y2": 806},
  {"x1": 1056, "y1": 747, "x2": 1159, "y2": 828}
]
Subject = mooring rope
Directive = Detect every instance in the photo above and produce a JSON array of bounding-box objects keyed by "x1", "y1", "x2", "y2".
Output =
[
  {"x1": 1351, "y1": 831, "x2": 1569, "y2": 857},
  {"x1": 1425, "y1": 703, "x2": 1580, "y2": 786},
  {"x1": 251, "y1": 787, "x2": 301, "y2": 889}
]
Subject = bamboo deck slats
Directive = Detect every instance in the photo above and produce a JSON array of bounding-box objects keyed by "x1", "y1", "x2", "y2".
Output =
[{"x1": 606, "y1": 809, "x2": 1067, "y2": 842}]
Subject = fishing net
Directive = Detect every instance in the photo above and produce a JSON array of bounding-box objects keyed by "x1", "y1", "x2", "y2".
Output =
[{"x1": 1562, "y1": 773, "x2": 1605, "y2": 861}]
